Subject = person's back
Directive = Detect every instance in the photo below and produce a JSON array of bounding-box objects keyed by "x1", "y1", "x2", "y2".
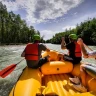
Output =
[
  {"x1": 21, "y1": 34, "x2": 50, "y2": 68},
  {"x1": 26, "y1": 43, "x2": 49, "y2": 68},
  {"x1": 61, "y1": 34, "x2": 82, "y2": 64},
  {"x1": 66, "y1": 41, "x2": 82, "y2": 63}
]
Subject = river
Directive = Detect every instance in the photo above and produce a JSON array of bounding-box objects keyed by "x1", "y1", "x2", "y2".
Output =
[{"x1": 0, "y1": 44, "x2": 96, "y2": 96}]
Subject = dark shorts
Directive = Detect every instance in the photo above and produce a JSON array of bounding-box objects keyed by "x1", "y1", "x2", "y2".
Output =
[
  {"x1": 38, "y1": 57, "x2": 48, "y2": 67},
  {"x1": 63, "y1": 54, "x2": 81, "y2": 64},
  {"x1": 26, "y1": 57, "x2": 48, "y2": 69}
]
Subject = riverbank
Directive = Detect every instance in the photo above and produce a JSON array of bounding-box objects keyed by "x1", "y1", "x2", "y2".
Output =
[
  {"x1": 0, "y1": 42, "x2": 96, "y2": 46},
  {"x1": 0, "y1": 43, "x2": 26, "y2": 46}
]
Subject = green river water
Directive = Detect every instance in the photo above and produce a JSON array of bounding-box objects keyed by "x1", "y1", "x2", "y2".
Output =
[{"x1": 0, "y1": 44, "x2": 96, "y2": 96}]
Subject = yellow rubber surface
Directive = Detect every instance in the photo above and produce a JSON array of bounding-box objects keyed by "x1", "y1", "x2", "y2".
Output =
[
  {"x1": 71, "y1": 63, "x2": 81, "y2": 77},
  {"x1": 42, "y1": 50, "x2": 59, "y2": 61},
  {"x1": 9, "y1": 67, "x2": 42, "y2": 96},
  {"x1": 41, "y1": 61, "x2": 73, "y2": 75},
  {"x1": 42, "y1": 74, "x2": 96, "y2": 96},
  {"x1": 9, "y1": 67, "x2": 96, "y2": 96}
]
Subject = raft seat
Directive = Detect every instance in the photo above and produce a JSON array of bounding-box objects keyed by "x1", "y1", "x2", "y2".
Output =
[{"x1": 41, "y1": 61, "x2": 73, "y2": 75}]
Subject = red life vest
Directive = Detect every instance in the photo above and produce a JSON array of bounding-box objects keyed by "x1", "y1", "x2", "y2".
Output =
[
  {"x1": 25, "y1": 43, "x2": 39, "y2": 60},
  {"x1": 75, "y1": 42, "x2": 82, "y2": 57}
]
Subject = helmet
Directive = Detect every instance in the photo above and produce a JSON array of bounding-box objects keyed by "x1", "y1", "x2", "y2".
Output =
[
  {"x1": 69, "y1": 34, "x2": 77, "y2": 40},
  {"x1": 33, "y1": 34, "x2": 40, "y2": 41}
]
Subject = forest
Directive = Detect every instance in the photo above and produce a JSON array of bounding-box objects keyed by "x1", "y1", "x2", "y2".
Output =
[
  {"x1": 0, "y1": 2, "x2": 44, "y2": 45},
  {"x1": 0, "y1": 2, "x2": 96, "y2": 45},
  {"x1": 46, "y1": 18, "x2": 96, "y2": 45}
]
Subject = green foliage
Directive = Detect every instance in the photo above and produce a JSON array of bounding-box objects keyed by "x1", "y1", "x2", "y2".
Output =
[
  {"x1": 0, "y1": 2, "x2": 44, "y2": 45},
  {"x1": 46, "y1": 18, "x2": 96, "y2": 45}
]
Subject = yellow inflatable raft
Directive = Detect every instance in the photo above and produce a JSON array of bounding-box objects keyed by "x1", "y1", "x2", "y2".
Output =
[{"x1": 9, "y1": 50, "x2": 96, "y2": 96}]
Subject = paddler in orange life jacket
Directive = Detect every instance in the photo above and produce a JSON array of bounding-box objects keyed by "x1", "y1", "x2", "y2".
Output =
[
  {"x1": 69, "y1": 38, "x2": 96, "y2": 92},
  {"x1": 60, "y1": 34, "x2": 82, "y2": 64},
  {"x1": 21, "y1": 34, "x2": 50, "y2": 69}
]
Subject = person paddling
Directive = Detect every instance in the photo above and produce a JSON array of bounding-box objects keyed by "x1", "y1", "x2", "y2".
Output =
[
  {"x1": 69, "y1": 38, "x2": 96, "y2": 92},
  {"x1": 21, "y1": 34, "x2": 50, "y2": 69},
  {"x1": 59, "y1": 34, "x2": 82, "y2": 64}
]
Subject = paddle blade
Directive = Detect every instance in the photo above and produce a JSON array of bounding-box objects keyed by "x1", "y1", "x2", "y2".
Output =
[{"x1": 0, "y1": 64, "x2": 17, "y2": 78}]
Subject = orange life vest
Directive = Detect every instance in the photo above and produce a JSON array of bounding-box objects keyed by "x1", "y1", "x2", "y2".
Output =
[
  {"x1": 75, "y1": 42, "x2": 82, "y2": 57},
  {"x1": 25, "y1": 43, "x2": 39, "y2": 60}
]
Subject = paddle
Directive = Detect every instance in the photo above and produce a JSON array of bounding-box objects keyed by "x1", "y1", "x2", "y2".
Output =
[{"x1": 0, "y1": 59, "x2": 24, "y2": 78}]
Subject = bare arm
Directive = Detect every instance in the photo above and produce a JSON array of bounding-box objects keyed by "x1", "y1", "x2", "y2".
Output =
[
  {"x1": 80, "y1": 44, "x2": 88, "y2": 58},
  {"x1": 77, "y1": 38, "x2": 88, "y2": 58},
  {"x1": 61, "y1": 37, "x2": 66, "y2": 49}
]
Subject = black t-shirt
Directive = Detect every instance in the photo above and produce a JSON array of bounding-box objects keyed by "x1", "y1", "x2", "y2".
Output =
[{"x1": 66, "y1": 42, "x2": 81, "y2": 58}]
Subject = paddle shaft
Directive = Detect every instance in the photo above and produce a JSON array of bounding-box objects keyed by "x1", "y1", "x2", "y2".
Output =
[
  {"x1": 0, "y1": 58, "x2": 24, "y2": 78},
  {"x1": 16, "y1": 58, "x2": 25, "y2": 64}
]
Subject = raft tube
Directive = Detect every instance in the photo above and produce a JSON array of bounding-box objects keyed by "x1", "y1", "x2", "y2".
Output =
[
  {"x1": 9, "y1": 67, "x2": 42, "y2": 96},
  {"x1": 41, "y1": 61, "x2": 73, "y2": 75},
  {"x1": 9, "y1": 50, "x2": 96, "y2": 96}
]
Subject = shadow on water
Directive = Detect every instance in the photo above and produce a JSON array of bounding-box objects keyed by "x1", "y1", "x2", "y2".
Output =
[{"x1": 0, "y1": 44, "x2": 96, "y2": 96}]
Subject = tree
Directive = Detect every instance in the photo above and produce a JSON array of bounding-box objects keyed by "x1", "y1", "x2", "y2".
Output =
[
  {"x1": 46, "y1": 17, "x2": 96, "y2": 45},
  {"x1": 0, "y1": 2, "x2": 44, "y2": 44}
]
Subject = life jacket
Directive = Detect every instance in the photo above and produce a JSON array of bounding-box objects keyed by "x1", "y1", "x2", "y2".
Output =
[
  {"x1": 74, "y1": 42, "x2": 82, "y2": 57},
  {"x1": 25, "y1": 43, "x2": 39, "y2": 60}
]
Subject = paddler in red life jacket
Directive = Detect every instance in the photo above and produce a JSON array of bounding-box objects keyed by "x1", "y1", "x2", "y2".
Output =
[
  {"x1": 60, "y1": 34, "x2": 82, "y2": 64},
  {"x1": 21, "y1": 34, "x2": 50, "y2": 69},
  {"x1": 69, "y1": 38, "x2": 96, "y2": 92}
]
